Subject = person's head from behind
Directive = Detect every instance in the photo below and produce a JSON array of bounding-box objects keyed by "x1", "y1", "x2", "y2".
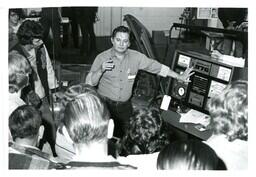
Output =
[
  {"x1": 9, "y1": 50, "x2": 31, "y2": 93},
  {"x1": 208, "y1": 80, "x2": 248, "y2": 142},
  {"x1": 218, "y1": 8, "x2": 247, "y2": 29},
  {"x1": 16, "y1": 20, "x2": 44, "y2": 48},
  {"x1": 56, "y1": 84, "x2": 97, "y2": 125},
  {"x1": 62, "y1": 85, "x2": 111, "y2": 145},
  {"x1": 121, "y1": 108, "x2": 168, "y2": 155},
  {"x1": 9, "y1": 8, "x2": 23, "y2": 26},
  {"x1": 9, "y1": 105, "x2": 44, "y2": 146},
  {"x1": 157, "y1": 140, "x2": 226, "y2": 170},
  {"x1": 111, "y1": 26, "x2": 131, "y2": 54}
]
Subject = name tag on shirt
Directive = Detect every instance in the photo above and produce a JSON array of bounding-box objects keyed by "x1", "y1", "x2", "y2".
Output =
[{"x1": 128, "y1": 75, "x2": 136, "y2": 80}]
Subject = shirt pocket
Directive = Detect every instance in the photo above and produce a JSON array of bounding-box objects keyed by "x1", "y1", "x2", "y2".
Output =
[{"x1": 104, "y1": 69, "x2": 118, "y2": 78}]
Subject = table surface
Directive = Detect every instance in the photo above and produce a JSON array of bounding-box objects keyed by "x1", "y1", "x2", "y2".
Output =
[
  {"x1": 201, "y1": 30, "x2": 238, "y2": 39},
  {"x1": 161, "y1": 109, "x2": 213, "y2": 140},
  {"x1": 201, "y1": 30, "x2": 224, "y2": 38}
]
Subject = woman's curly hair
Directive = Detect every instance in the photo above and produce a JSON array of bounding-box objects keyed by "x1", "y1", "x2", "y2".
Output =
[
  {"x1": 16, "y1": 20, "x2": 43, "y2": 45},
  {"x1": 208, "y1": 80, "x2": 248, "y2": 141},
  {"x1": 119, "y1": 107, "x2": 170, "y2": 156}
]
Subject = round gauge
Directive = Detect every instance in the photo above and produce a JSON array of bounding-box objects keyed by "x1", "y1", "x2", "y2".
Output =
[{"x1": 178, "y1": 87, "x2": 185, "y2": 96}]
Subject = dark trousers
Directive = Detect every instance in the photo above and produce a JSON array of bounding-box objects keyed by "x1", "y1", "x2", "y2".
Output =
[
  {"x1": 62, "y1": 7, "x2": 79, "y2": 48},
  {"x1": 104, "y1": 98, "x2": 133, "y2": 139},
  {"x1": 62, "y1": 22, "x2": 79, "y2": 48},
  {"x1": 40, "y1": 8, "x2": 62, "y2": 60},
  {"x1": 79, "y1": 22, "x2": 96, "y2": 56},
  {"x1": 38, "y1": 97, "x2": 57, "y2": 157}
]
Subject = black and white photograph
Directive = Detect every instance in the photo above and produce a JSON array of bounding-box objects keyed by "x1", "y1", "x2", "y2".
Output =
[{"x1": 1, "y1": 0, "x2": 254, "y2": 176}]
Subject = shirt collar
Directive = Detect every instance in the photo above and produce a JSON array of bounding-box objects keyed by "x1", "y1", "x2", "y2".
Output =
[
  {"x1": 11, "y1": 141, "x2": 40, "y2": 151},
  {"x1": 9, "y1": 91, "x2": 20, "y2": 99},
  {"x1": 110, "y1": 47, "x2": 128, "y2": 59}
]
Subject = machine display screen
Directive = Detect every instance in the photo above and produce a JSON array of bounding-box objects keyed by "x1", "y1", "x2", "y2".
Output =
[{"x1": 177, "y1": 54, "x2": 191, "y2": 68}]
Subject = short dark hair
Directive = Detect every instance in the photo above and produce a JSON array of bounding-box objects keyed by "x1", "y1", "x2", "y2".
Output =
[
  {"x1": 157, "y1": 140, "x2": 226, "y2": 170},
  {"x1": 9, "y1": 105, "x2": 42, "y2": 141},
  {"x1": 218, "y1": 8, "x2": 247, "y2": 28},
  {"x1": 111, "y1": 25, "x2": 131, "y2": 38},
  {"x1": 9, "y1": 8, "x2": 24, "y2": 19},
  {"x1": 16, "y1": 20, "x2": 43, "y2": 45}
]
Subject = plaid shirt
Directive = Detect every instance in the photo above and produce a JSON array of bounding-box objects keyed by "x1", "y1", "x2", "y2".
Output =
[
  {"x1": 63, "y1": 161, "x2": 137, "y2": 170},
  {"x1": 9, "y1": 142, "x2": 64, "y2": 169}
]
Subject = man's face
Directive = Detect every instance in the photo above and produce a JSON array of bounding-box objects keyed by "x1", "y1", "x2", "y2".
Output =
[
  {"x1": 111, "y1": 32, "x2": 130, "y2": 54},
  {"x1": 9, "y1": 12, "x2": 19, "y2": 25}
]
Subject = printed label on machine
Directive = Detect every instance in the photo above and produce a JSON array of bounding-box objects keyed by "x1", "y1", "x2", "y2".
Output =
[
  {"x1": 208, "y1": 81, "x2": 227, "y2": 98},
  {"x1": 217, "y1": 66, "x2": 231, "y2": 81}
]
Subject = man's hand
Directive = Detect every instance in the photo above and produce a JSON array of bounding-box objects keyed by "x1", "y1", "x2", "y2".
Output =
[
  {"x1": 101, "y1": 59, "x2": 115, "y2": 72},
  {"x1": 52, "y1": 91, "x2": 65, "y2": 102},
  {"x1": 26, "y1": 90, "x2": 42, "y2": 108},
  {"x1": 178, "y1": 67, "x2": 194, "y2": 83}
]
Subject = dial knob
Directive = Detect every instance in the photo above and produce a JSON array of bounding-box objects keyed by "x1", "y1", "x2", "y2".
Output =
[{"x1": 178, "y1": 87, "x2": 185, "y2": 96}]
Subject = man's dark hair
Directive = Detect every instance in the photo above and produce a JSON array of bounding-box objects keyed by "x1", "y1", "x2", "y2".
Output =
[
  {"x1": 9, "y1": 8, "x2": 24, "y2": 19},
  {"x1": 16, "y1": 20, "x2": 44, "y2": 45},
  {"x1": 218, "y1": 8, "x2": 247, "y2": 28},
  {"x1": 111, "y1": 25, "x2": 131, "y2": 39},
  {"x1": 9, "y1": 105, "x2": 42, "y2": 140},
  {"x1": 157, "y1": 140, "x2": 227, "y2": 170}
]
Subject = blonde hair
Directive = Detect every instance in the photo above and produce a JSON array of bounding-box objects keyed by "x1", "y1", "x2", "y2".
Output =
[
  {"x1": 63, "y1": 85, "x2": 110, "y2": 144},
  {"x1": 9, "y1": 50, "x2": 31, "y2": 93},
  {"x1": 208, "y1": 80, "x2": 248, "y2": 141}
]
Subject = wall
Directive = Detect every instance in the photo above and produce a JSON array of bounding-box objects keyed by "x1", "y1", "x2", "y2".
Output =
[
  {"x1": 95, "y1": 7, "x2": 184, "y2": 37},
  {"x1": 122, "y1": 7, "x2": 183, "y2": 37},
  {"x1": 24, "y1": 7, "x2": 221, "y2": 37}
]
